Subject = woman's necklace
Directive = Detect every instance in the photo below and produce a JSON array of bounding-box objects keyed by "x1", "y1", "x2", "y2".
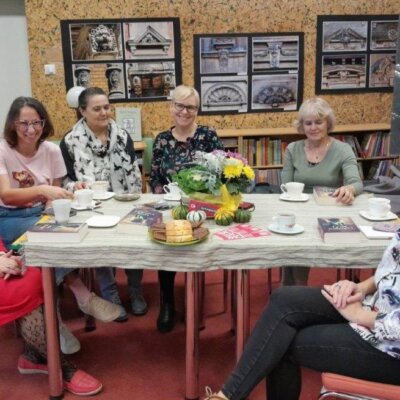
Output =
[{"x1": 305, "y1": 138, "x2": 331, "y2": 163}]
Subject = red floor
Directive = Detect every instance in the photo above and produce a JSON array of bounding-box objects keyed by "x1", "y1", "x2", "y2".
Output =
[{"x1": 0, "y1": 268, "x2": 372, "y2": 400}]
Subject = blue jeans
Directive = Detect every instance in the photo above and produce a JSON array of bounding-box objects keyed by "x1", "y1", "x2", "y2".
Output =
[
  {"x1": 0, "y1": 205, "x2": 44, "y2": 249},
  {"x1": 222, "y1": 287, "x2": 400, "y2": 400},
  {"x1": 0, "y1": 205, "x2": 74, "y2": 285},
  {"x1": 96, "y1": 267, "x2": 143, "y2": 301}
]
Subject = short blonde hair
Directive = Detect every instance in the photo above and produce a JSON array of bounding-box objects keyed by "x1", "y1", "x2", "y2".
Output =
[
  {"x1": 172, "y1": 85, "x2": 200, "y2": 108},
  {"x1": 294, "y1": 97, "x2": 336, "y2": 134}
]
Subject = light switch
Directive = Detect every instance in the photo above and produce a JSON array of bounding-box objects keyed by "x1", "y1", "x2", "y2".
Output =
[{"x1": 44, "y1": 64, "x2": 56, "y2": 75}]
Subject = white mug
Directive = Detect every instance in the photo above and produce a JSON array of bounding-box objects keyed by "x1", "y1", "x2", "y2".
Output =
[
  {"x1": 163, "y1": 182, "x2": 181, "y2": 196},
  {"x1": 272, "y1": 213, "x2": 296, "y2": 231},
  {"x1": 52, "y1": 199, "x2": 72, "y2": 225},
  {"x1": 280, "y1": 182, "x2": 304, "y2": 197},
  {"x1": 75, "y1": 189, "x2": 94, "y2": 208},
  {"x1": 368, "y1": 197, "x2": 391, "y2": 218},
  {"x1": 91, "y1": 181, "x2": 108, "y2": 197}
]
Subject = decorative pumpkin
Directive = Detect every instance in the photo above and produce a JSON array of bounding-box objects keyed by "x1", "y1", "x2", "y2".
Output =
[
  {"x1": 171, "y1": 204, "x2": 189, "y2": 220},
  {"x1": 186, "y1": 210, "x2": 207, "y2": 224},
  {"x1": 234, "y1": 209, "x2": 252, "y2": 223},
  {"x1": 214, "y1": 208, "x2": 235, "y2": 226}
]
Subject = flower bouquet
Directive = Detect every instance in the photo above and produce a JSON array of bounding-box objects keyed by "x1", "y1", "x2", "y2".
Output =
[{"x1": 172, "y1": 150, "x2": 255, "y2": 221}]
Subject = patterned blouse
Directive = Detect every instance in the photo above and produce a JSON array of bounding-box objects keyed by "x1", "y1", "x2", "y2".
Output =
[
  {"x1": 150, "y1": 125, "x2": 224, "y2": 193},
  {"x1": 351, "y1": 232, "x2": 400, "y2": 359}
]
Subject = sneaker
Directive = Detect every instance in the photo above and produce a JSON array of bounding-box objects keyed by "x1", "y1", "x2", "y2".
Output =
[
  {"x1": 104, "y1": 292, "x2": 128, "y2": 323},
  {"x1": 59, "y1": 322, "x2": 81, "y2": 355},
  {"x1": 64, "y1": 369, "x2": 103, "y2": 396},
  {"x1": 17, "y1": 355, "x2": 48, "y2": 375},
  {"x1": 130, "y1": 294, "x2": 148, "y2": 316},
  {"x1": 78, "y1": 292, "x2": 121, "y2": 323}
]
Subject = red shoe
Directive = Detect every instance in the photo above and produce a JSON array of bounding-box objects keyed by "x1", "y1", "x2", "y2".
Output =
[
  {"x1": 64, "y1": 369, "x2": 103, "y2": 396},
  {"x1": 17, "y1": 355, "x2": 48, "y2": 375}
]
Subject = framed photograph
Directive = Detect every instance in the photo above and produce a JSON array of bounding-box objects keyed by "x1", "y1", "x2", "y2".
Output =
[
  {"x1": 194, "y1": 32, "x2": 303, "y2": 115},
  {"x1": 200, "y1": 76, "x2": 248, "y2": 113},
  {"x1": 115, "y1": 107, "x2": 142, "y2": 141},
  {"x1": 322, "y1": 21, "x2": 368, "y2": 52},
  {"x1": 252, "y1": 35, "x2": 300, "y2": 72},
  {"x1": 199, "y1": 37, "x2": 248, "y2": 75},
  {"x1": 316, "y1": 15, "x2": 398, "y2": 94},
  {"x1": 251, "y1": 73, "x2": 298, "y2": 111},
  {"x1": 369, "y1": 53, "x2": 396, "y2": 88},
  {"x1": 61, "y1": 18, "x2": 182, "y2": 103},
  {"x1": 370, "y1": 20, "x2": 398, "y2": 50}
]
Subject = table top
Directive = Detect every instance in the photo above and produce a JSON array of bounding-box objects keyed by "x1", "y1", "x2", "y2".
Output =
[{"x1": 23, "y1": 192, "x2": 390, "y2": 271}]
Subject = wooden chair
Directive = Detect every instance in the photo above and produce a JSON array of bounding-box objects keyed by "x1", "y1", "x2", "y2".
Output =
[{"x1": 318, "y1": 373, "x2": 400, "y2": 400}]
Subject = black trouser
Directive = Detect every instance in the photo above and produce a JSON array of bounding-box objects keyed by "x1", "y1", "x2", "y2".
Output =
[
  {"x1": 222, "y1": 286, "x2": 400, "y2": 400},
  {"x1": 158, "y1": 270, "x2": 175, "y2": 304}
]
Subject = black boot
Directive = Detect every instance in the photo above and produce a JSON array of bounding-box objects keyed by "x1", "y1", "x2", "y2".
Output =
[{"x1": 157, "y1": 303, "x2": 175, "y2": 333}]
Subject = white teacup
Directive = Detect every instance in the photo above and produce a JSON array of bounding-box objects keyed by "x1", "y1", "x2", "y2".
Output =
[
  {"x1": 368, "y1": 197, "x2": 391, "y2": 218},
  {"x1": 52, "y1": 199, "x2": 72, "y2": 225},
  {"x1": 75, "y1": 189, "x2": 94, "y2": 208},
  {"x1": 272, "y1": 213, "x2": 296, "y2": 231},
  {"x1": 91, "y1": 181, "x2": 108, "y2": 197},
  {"x1": 163, "y1": 182, "x2": 181, "y2": 196},
  {"x1": 280, "y1": 182, "x2": 304, "y2": 197}
]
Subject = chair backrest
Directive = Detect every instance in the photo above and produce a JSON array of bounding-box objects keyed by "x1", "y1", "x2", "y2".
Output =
[{"x1": 318, "y1": 373, "x2": 400, "y2": 400}]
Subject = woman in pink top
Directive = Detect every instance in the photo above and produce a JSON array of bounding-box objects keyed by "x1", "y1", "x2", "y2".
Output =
[{"x1": 0, "y1": 97, "x2": 121, "y2": 345}]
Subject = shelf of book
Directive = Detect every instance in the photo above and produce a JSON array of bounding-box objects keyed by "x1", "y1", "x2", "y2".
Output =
[{"x1": 218, "y1": 123, "x2": 395, "y2": 185}]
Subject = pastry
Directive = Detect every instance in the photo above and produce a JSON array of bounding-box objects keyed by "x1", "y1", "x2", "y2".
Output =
[{"x1": 165, "y1": 220, "x2": 193, "y2": 243}]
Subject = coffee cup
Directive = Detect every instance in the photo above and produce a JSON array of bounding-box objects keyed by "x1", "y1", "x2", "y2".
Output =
[
  {"x1": 75, "y1": 189, "x2": 94, "y2": 208},
  {"x1": 280, "y1": 182, "x2": 304, "y2": 197},
  {"x1": 52, "y1": 199, "x2": 72, "y2": 225},
  {"x1": 163, "y1": 182, "x2": 181, "y2": 197},
  {"x1": 91, "y1": 181, "x2": 108, "y2": 197},
  {"x1": 272, "y1": 213, "x2": 296, "y2": 231},
  {"x1": 368, "y1": 197, "x2": 391, "y2": 218}
]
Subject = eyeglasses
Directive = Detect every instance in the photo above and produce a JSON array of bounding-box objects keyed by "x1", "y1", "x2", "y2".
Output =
[
  {"x1": 15, "y1": 119, "x2": 46, "y2": 131},
  {"x1": 173, "y1": 102, "x2": 198, "y2": 114}
]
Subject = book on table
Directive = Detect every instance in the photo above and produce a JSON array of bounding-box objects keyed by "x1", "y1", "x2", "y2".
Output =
[
  {"x1": 313, "y1": 186, "x2": 339, "y2": 206},
  {"x1": 11, "y1": 215, "x2": 52, "y2": 251},
  {"x1": 116, "y1": 206, "x2": 163, "y2": 233},
  {"x1": 27, "y1": 222, "x2": 88, "y2": 243},
  {"x1": 317, "y1": 217, "x2": 363, "y2": 244}
]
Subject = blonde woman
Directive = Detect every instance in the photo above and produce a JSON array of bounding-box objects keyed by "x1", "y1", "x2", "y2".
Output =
[{"x1": 281, "y1": 97, "x2": 363, "y2": 285}]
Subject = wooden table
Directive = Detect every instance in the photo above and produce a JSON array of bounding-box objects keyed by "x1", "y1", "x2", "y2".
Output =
[{"x1": 24, "y1": 193, "x2": 390, "y2": 399}]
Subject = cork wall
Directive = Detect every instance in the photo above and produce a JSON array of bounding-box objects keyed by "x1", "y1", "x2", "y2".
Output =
[{"x1": 25, "y1": 0, "x2": 399, "y2": 138}]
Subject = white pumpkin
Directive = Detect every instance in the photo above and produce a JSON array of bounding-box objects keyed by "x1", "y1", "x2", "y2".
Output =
[{"x1": 186, "y1": 210, "x2": 207, "y2": 223}]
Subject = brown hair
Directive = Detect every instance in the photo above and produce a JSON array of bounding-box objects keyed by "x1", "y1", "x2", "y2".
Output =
[
  {"x1": 78, "y1": 87, "x2": 108, "y2": 110},
  {"x1": 3, "y1": 97, "x2": 54, "y2": 148}
]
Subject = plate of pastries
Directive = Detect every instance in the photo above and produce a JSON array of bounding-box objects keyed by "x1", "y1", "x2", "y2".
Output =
[{"x1": 149, "y1": 220, "x2": 209, "y2": 246}]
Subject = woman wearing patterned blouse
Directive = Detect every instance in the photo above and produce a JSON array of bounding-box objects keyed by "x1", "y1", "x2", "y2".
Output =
[
  {"x1": 204, "y1": 234, "x2": 400, "y2": 400},
  {"x1": 150, "y1": 85, "x2": 223, "y2": 332},
  {"x1": 61, "y1": 87, "x2": 146, "y2": 322}
]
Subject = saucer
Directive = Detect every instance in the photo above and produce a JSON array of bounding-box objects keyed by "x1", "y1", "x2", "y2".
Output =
[
  {"x1": 359, "y1": 210, "x2": 397, "y2": 221},
  {"x1": 93, "y1": 191, "x2": 114, "y2": 201},
  {"x1": 268, "y1": 223, "x2": 305, "y2": 235},
  {"x1": 279, "y1": 193, "x2": 309, "y2": 202},
  {"x1": 71, "y1": 200, "x2": 101, "y2": 211},
  {"x1": 86, "y1": 215, "x2": 120, "y2": 228},
  {"x1": 163, "y1": 194, "x2": 182, "y2": 201}
]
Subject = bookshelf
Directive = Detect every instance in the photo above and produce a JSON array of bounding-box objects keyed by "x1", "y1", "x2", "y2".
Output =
[{"x1": 217, "y1": 123, "x2": 396, "y2": 185}]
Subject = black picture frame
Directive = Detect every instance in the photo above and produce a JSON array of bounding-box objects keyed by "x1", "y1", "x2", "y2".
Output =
[
  {"x1": 60, "y1": 18, "x2": 182, "y2": 103},
  {"x1": 316, "y1": 15, "x2": 398, "y2": 94},
  {"x1": 194, "y1": 32, "x2": 304, "y2": 115}
]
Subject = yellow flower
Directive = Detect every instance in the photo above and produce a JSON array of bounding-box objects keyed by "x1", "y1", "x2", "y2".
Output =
[
  {"x1": 223, "y1": 161, "x2": 243, "y2": 178},
  {"x1": 243, "y1": 165, "x2": 255, "y2": 180}
]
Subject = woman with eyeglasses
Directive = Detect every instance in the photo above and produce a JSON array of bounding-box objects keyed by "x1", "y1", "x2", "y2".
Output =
[
  {"x1": 60, "y1": 87, "x2": 146, "y2": 322},
  {"x1": 150, "y1": 84, "x2": 224, "y2": 332}
]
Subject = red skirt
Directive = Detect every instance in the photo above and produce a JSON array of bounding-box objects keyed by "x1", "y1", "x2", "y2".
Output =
[{"x1": 0, "y1": 266, "x2": 44, "y2": 326}]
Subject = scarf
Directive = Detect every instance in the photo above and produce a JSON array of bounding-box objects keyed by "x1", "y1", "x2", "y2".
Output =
[{"x1": 64, "y1": 118, "x2": 141, "y2": 193}]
